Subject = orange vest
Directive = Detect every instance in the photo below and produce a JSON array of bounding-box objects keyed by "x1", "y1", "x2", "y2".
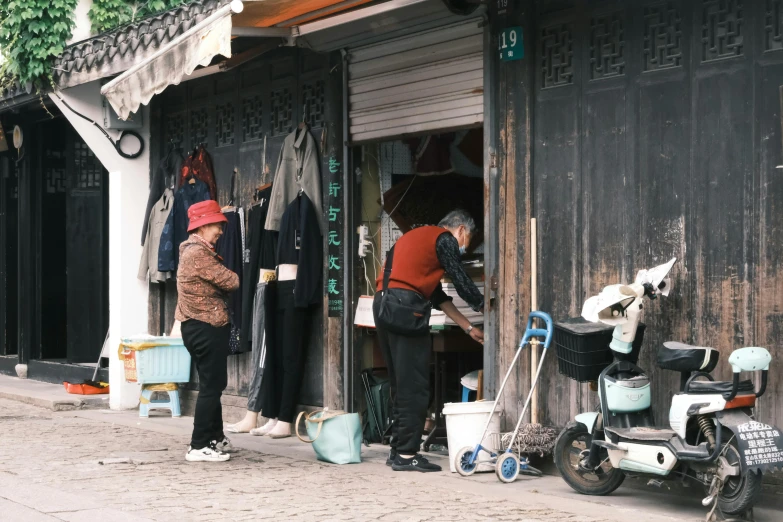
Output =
[{"x1": 376, "y1": 226, "x2": 448, "y2": 298}]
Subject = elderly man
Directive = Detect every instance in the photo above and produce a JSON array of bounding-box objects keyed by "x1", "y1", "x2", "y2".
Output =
[{"x1": 374, "y1": 209, "x2": 484, "y2": 472}]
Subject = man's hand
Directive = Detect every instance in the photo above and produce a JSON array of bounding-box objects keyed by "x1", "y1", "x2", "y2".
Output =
[{"x1": 469, "y1": 326, "x2": 484, "y2": 344}]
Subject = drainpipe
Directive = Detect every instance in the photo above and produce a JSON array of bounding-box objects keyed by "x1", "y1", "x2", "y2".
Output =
[{"x1": 341, "y1": 48, "x2": 353, "y2": 411}]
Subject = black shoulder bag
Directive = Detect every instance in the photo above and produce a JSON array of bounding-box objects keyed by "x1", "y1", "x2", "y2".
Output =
[{"x1": 374, "y1": 246, "x2": 432, "y2": 336}]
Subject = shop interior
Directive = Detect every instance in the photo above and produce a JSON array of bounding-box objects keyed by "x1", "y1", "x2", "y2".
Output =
[{"x1": 355, "y1": 127, "x2": 485, "y2": 448}]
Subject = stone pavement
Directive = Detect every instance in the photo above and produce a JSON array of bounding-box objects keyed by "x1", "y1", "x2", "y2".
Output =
[{"x1": 1, "y1": 396, "x2": 782, "y2": 522}]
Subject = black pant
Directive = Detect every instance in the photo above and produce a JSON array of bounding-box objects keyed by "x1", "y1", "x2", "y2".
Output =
[
  {"x1": 259, "y1": 280, "x2": 313, "y2": 423},
  {"x1": 182, "y1": 319, "x2": 230, "y2": 449},
  {"x1": 373, "y1": 294, "x2": 431, "y2": 454}
]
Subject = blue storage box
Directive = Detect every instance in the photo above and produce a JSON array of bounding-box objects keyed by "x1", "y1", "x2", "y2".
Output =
[{"x1": 119, "y1": 336, "x2": 191, "y2": 384}]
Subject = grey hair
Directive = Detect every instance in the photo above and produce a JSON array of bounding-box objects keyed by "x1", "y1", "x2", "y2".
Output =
[{"x1": 438, "y1": 209, "x2": 476, "y2": 236}]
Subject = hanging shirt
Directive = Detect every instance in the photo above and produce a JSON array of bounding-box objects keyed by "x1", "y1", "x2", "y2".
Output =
[
  {"x1": 264, "y1": 126, "x2": 324, "y2": 234},
  {"x1": 158, "y1": 178, "x2": 211, "y2": 273},
  {"x1": 215, "y1": 208, "x2": 244, "y2": 331},
  {"x1": 138, "y1": 188, "x2": 174, "y2": 283},
  {"x1": 277, "y1": 193, "x2": 323, "y2": 308},
  {"x1": 141, "y1": 148, "x2": 183, "y2": 245},
  {"x1": 178, "y1": 145, "x2": 218, "y2": 201}
]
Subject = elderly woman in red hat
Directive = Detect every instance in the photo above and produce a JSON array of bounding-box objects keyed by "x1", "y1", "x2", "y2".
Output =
[{"x1": 176, "y1": 200, "x2": 239, "y2": 462}]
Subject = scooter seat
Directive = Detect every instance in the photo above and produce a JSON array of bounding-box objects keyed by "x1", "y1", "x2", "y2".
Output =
[
  {"x1": 657, "y1": 342, "x2": 719, "y2": 373},
  {"x1": 687, "y1": 379, "x2": 755, "y2": 395}
]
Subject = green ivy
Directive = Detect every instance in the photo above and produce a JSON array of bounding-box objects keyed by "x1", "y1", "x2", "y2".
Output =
[
  {"x1": 0, "y1": 0, "x2": 79, "y2": 90},
  {"x1": 0, "y1": 0, "x2": 189, "y2": 91},
  {"x1": 89, "y1": 1, "x2": 188, "y2": 35}
]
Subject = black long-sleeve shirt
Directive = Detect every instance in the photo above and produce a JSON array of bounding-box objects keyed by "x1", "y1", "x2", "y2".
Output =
[
  {"x1": 430, "y1": 233, "x2": 484, "y2": 312},
  {"x1": 276, "y1": 193, "x2": 323, "y2": 308}
]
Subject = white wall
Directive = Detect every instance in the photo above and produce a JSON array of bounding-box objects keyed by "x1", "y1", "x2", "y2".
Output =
[
  {"x1": 49, "y1": 82, "x2": 150, "y2": 410},
  {"x1": 68, "y1": 0, "x2": 95, "y2": 45}
]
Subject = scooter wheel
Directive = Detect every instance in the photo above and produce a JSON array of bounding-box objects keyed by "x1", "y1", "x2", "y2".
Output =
[
  {"x1": 455, "y1": 446, "x2": 478, "y2": 477},
  {"x1": 496, "y1": 452, "x2": 520, "y2": 483}
]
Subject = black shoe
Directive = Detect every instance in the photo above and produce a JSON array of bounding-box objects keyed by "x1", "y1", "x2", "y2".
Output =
[
  {"x1": 391, "y1": 453, "x2": 442, "y2": 472},
  {"x1": 386, "y1": 449, "x2": 397, "y2": 466}
]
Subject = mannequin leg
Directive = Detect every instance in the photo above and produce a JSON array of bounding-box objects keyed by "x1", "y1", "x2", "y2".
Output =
[
  {"x1": 267, "y1": 420, "x2": 291, "y2": 438},
  {"x1": 225, "y1": 411, "x2": 259, "y2": 433},
  {"x1": 251, "y1": 417, "x2": 278, "y2": 436}
]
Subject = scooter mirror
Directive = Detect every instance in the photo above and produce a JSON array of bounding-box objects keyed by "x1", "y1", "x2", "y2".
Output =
[
  {"x1": 635, "y1": 257, "x2": 676, "y2": 292},
  {"x1": 582, "y1": 284, "x2": 638, "y2": 325}
]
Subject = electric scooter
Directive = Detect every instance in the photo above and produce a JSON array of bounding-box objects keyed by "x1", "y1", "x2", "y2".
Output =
[{"x1": 554, "y1": 258, "x2": 782, "y2": 517}]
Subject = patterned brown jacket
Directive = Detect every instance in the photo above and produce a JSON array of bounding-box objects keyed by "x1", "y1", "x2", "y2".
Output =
[{"x1": 175, "y1": 235, "x2": 239, "y2": 327}]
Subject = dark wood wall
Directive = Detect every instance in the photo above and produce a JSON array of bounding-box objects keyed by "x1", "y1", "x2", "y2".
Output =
[
  {"x1": 149, "y1": 47, "x2": 337, "y2": 408},
  {"x1": 492, "y1": 0, "x2": 783, "y2": 429}
]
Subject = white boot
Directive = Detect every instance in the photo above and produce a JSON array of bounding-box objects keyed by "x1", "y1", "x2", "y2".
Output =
[
  {"x1": 226, "y1": 411, "x2": 259, "y2": 433},
  {"x1": 267, "y1": 421, "x2": 292, "y2": 439},
  {"x1": 250, "y1": 418, "x2": 278, "y2": 436}
]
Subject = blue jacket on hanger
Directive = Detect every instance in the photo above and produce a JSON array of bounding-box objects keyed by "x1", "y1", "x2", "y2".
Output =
[{"x1": 158, "y1": 177, "x2": 211, "y2": 273}]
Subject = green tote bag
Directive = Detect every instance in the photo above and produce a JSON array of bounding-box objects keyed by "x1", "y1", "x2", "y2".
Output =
[{"x1": 296, "y1": 408, "x2": 362, "y2": 464}]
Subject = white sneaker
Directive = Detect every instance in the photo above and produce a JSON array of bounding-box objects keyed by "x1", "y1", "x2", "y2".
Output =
[
  {"x1": 185, "y1": 445, "x2": 230, "y2": 462},
  {"x1": 250, "y1": 418, "x2": 278, "y2": 437},
  {"x1": 213, "y1": 437, "x2": 234, "y2": 453}
]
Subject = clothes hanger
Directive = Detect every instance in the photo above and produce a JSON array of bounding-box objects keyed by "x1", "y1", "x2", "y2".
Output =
[
  {"x1": 253, "y1": 135, "x2": 272, "y2": 202},
  {"x1": 223, "y1": 168, "x2": 238, "y2": 211},
  {"x1": 298, "y1": 104, "x2": 308, "y2": 130}
]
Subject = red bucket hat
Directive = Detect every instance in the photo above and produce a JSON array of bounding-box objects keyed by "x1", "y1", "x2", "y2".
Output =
[{"x1": 187, "y1": 200, "x2": 228, "y2": 232}]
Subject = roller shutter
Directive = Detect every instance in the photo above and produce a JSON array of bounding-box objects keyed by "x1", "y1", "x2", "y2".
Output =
[{"x1": 347, "y1": 17, "x2": 484, "y2": 143}]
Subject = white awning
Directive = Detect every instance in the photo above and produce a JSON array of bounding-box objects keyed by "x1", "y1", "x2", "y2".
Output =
[{"x1": 101, "y1": 4, "x2": 233, "y2": 120}]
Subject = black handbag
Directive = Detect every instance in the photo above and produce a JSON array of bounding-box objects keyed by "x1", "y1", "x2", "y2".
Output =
[{"x1": 374, "y1": 246, "x2": 432, "y2": 336}]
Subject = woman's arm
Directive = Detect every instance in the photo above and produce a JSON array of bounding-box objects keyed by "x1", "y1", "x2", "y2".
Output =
[{"x1": 194, "y1": 247, "x2": 240, "y2": 292}]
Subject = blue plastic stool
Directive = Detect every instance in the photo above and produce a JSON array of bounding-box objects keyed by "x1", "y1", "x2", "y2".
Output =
[
  {"x1": 462, "y1": 386, "x2": 477, "y2": 402},
  {"x1": 139, "y1": 383, "x2": 181, "y2": 418}
]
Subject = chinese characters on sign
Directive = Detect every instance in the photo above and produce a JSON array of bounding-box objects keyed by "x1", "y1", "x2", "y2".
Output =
[
  {"x1": 326, "y1": 155, "x2": 344, "y2": 316},
  {"x1": 499, "y1": 27, "x2": 523, "y2": 62},
  {"x1": 736, "y1": 421, "x2": 783, "y2": 469}
]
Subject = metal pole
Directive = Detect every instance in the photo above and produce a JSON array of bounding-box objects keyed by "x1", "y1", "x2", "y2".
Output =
[{"x1": 341, "y1": 49, "x2": 353, "y2": 412}]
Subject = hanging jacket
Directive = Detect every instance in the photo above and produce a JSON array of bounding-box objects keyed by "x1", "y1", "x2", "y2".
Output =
[
  {"x1": 264, "y1": 126, "x2": 324, "y2": 234},
  {"x1": 178, "y1": 145, "x2": 218, "y2": 201},
  {"x1": 141, "y1": 147, "x2": 183, "y2": 245},
  {"x1": 276, "y1": 192, "x2": 323, "y2": 308},
  {"x1": 158, "y1": 178, "x2": 211, "y2": 273},
  {"x1": 139, "y1": 188, "x2": 174, "y2": 283}
]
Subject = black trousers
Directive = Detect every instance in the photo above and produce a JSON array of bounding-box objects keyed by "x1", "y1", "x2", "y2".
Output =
[
  {"x1": 373, "y1": 294, "x2": 432, "y2": 454},
  {"x1": 182, "y1": 319, "x2": 230, "y2": 449},
  {"x1": 259, "y1": 280, "x2": 313, "y2": 423}
]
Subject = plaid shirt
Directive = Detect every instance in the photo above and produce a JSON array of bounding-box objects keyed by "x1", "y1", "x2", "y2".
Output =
[{"x1": 175, "y1": 236, "x2": 239, "y2": 326}]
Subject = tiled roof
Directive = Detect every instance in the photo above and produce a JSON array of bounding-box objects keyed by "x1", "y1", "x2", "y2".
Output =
[
  {"x1": 53, "y1": 0, "x2": 229, "y2": 88},
  {"x1": 0, "y1": 79, "x2": 33, "y2": 102}
]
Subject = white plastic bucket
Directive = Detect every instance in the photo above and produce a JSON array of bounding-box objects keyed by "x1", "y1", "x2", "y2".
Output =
[{"x1": 443, "y1": 401, "x2": 501, "y2": 473}]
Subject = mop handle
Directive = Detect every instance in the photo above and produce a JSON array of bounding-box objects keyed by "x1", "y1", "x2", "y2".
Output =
[
  {"x1": 476, "y1": 313, "x2": 553, "y2": 444},
  {"x1": 506, "y1": 313, "x2": 553, "y2": 450}
]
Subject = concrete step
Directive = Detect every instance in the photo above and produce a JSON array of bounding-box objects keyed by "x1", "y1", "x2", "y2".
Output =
[{"x1": 0, "y1": 374, "x2": 109, "y2": 411}]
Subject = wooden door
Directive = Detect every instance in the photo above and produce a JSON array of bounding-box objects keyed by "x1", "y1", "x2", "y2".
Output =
[
  {"x1": 65, "y1": 133, "x2": 108, "y2": 363},
  {"x1": 531, "y1": 0, "x2": 783, "y2": 428},
  {"x1": 0, "y1": 156, "x2": 19, "y2": 356}
]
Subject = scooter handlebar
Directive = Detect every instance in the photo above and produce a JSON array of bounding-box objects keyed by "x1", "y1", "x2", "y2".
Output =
[{"x1": 522, "y1": 311, "x2": 554, "y2": 349}]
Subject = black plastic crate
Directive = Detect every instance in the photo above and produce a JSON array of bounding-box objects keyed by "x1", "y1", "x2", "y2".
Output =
[{"x1": 554, "y1": 317, "x2": 646, "y2": 382}]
